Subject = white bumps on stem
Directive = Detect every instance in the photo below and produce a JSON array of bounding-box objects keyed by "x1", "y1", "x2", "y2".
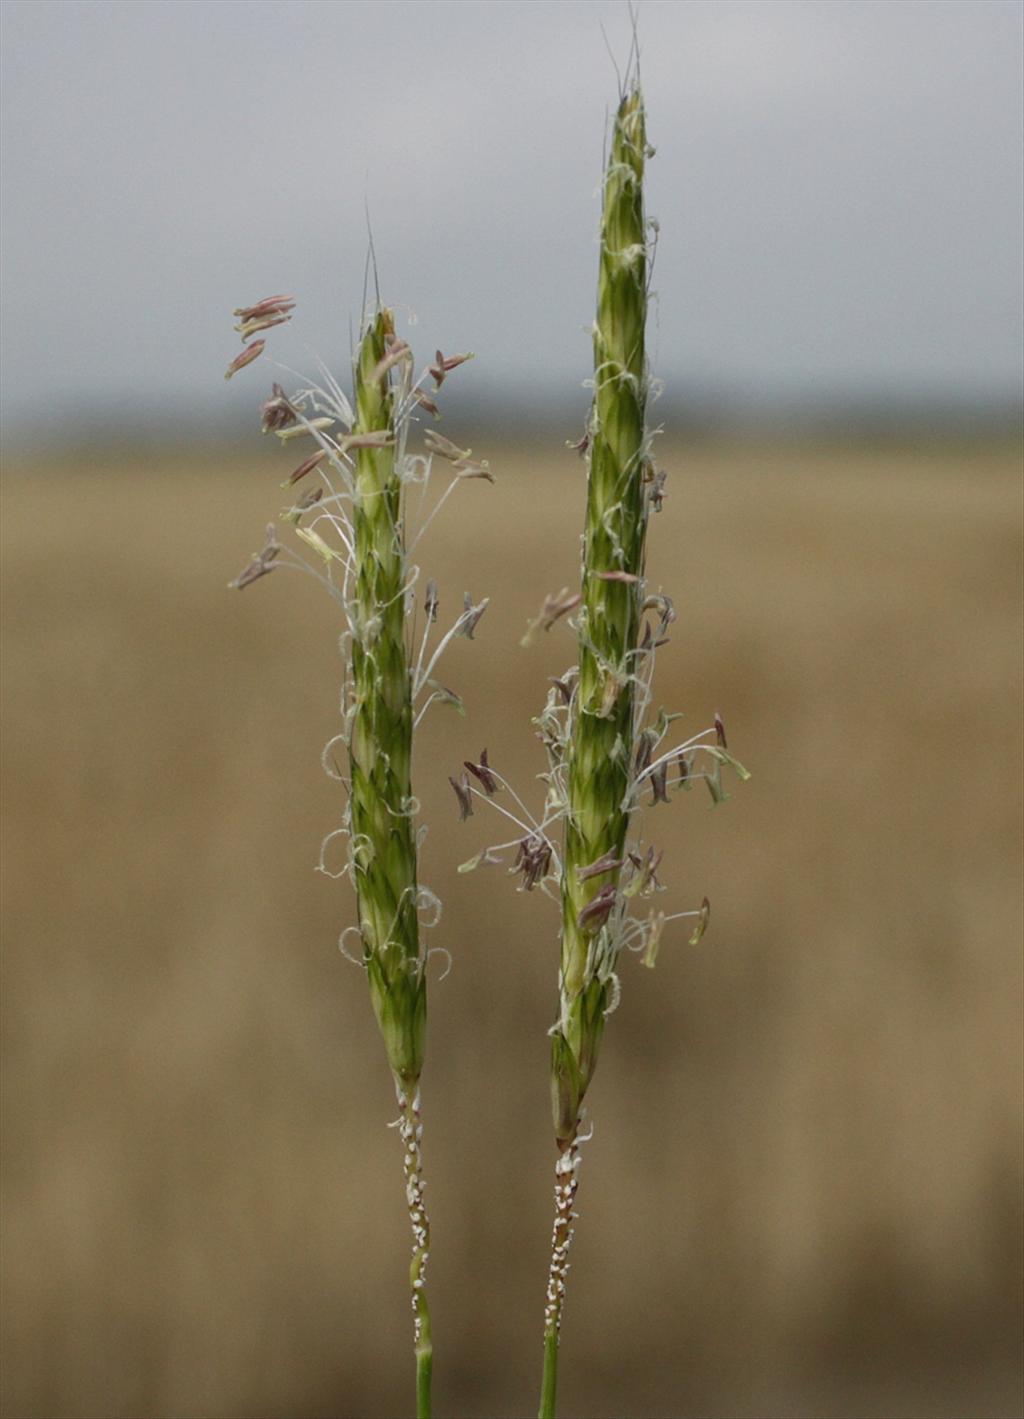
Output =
[
  {"x1": 395, "y1": 1085, "x2": 431, "y2": 1346},
  {"x1": 542, "y1": 1142, "x2": 582, "y2": 1340}
]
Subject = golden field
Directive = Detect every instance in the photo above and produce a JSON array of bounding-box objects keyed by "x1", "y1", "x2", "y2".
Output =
[{"x1": 2, "y1": 435, "x2": 1021, "y2": 1419}]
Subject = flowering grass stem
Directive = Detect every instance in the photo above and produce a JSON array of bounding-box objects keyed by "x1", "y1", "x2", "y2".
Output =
[
  {"x1": 227, "y1": 296, "x2": 484, "y2": 1419},
  {"x1": 541, "y1": 77, "x2": 651, "y2": 1418}
]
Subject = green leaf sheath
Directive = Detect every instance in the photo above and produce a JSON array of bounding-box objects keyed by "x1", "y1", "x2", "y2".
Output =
[
  {"x1": 554, "y1": 87, "x2": 649, "y2": 1149},
  {"x1": 350, "y1": 310, "x2": 425, "y2": 1088}
]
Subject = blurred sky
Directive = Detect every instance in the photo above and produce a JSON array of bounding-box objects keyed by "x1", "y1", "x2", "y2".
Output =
[{"x1": 1, "y1": 0, "x2": 1022, "y2": 439}]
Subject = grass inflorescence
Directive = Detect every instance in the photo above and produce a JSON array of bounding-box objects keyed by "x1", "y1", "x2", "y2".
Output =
[
  {"x1": 224, "y1": 41, "x2": 744, "y2": 1419},
  {"x1": 226, "y1": 295, "x2": 489, "y2": 1419},
  {"x1": 448, "y1": 69, "x2": 747, "y2": 1418}
]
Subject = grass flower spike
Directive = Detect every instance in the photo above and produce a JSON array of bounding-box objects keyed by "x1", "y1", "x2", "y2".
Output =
[
  {"x1": 540, "y1": 82, "x2": 655, "y2": 1417},
  {"x1": 225, "y1": 294, "x2": 487, "y2": 1419},
  {"x1": 541, "y1": 76, "x2": 746, "y2": 1415},
  {"x1": 350, "y1": 310, "x2": 425, "y2": 1090},
  {"x1": 447, "y1": 69, "x2": 746, "y2": 1416},
  {"x1": 554, "y1": 82, "x2": 650, "y2": 1153}
]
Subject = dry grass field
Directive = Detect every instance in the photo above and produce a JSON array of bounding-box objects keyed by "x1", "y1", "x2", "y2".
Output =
[{"x1": 2, "y1": 434, "x2": 1021, "y2": 1419}]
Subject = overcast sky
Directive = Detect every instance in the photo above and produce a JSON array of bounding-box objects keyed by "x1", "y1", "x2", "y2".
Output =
[{"x1": 2, "y1": 0, "x2": 1022, "y2": 438}]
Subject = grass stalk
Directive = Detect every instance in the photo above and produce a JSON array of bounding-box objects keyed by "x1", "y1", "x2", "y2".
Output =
[
  {"x1": 350, "y1": 311, "x2": 433, "y2": 1417},
  {"x1": 227, "y1": 298, "x2": 486, "y2": 1419},
  {"x1": 539, "y1": 1331, "x2": 559, "y2": 1419},
  {"x1": 531, "y1": 71, "x2": 744, "y2": 1413},
  {"x1": 542, "y1": 79, "x2": 651, "y2": 1417}
]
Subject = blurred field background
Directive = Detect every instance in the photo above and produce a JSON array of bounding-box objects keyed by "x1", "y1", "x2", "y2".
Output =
[
  {"x1": 2, "y1": 429, "x2": 1021, "y2": 1419},
  {"x1": 2, "y1": 1, "x2": 1022, "y2": 1411}
]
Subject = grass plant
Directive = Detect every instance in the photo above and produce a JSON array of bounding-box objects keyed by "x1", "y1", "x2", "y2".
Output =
[
  {"x1": 226, "y1": 293, "x2": 488, "y2": 1419},
  {"x1": 453, "y1": 67, "x2": 746, "y2": 1417},
  {"x1": 538, "y1": 72, "x2": 747, "y2": 1416},
  {"x1": 541, "y1": 74, "x2": 661, "y2": 1419}
]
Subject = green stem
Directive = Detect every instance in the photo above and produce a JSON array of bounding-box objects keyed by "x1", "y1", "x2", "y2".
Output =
[
  {"x1": 416, "y1": 1333, "x2": 433, "y2": 1419},
  {"x1": 539, "y1": 1327, "x2": 559, "y2": 1419}
]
